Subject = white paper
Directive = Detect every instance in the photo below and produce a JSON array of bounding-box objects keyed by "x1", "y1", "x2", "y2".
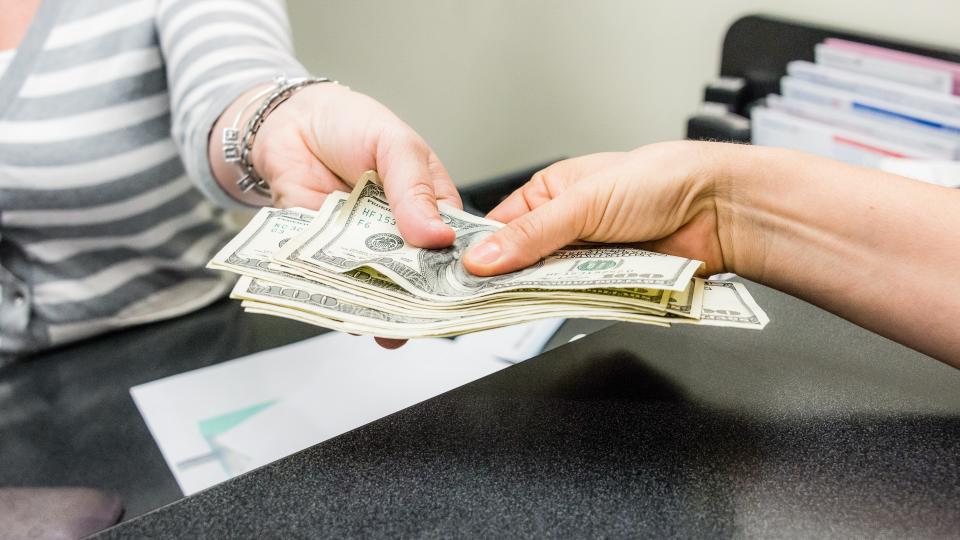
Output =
[
  {"x1": 131, "y1": 334, "x2": 514, "y2": 494},
  {"x1": 789, "y1": 60, "x2": 960, "y2": 118},
  {"x1": 454, "y1": 318, "x2": 565, "y2": 363},
  {"x1": 765, "y1": 94, "x2": 960, "y2": 159},
  {"x1": 751, "y1": 106, "x2": 945, "y2": 167},
  {"x1": 816, "y1": 43, "x2": 954, "y2": 95},
  {"x1": 213, "y1": 336, "x2": 509, "y2": 471},
  {"x1": 781, "y1": 76, "x2": 960, "y2": 138}
]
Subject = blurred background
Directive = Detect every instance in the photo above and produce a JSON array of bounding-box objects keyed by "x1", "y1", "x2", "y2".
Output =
[{"x1": 286, "y1": 0, "x2": 959, "y2": 185}]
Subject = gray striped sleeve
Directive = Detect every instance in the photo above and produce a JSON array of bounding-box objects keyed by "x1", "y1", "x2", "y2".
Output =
[{"x1": 156, "y1": 0, "x2": 309, "y2": 209}]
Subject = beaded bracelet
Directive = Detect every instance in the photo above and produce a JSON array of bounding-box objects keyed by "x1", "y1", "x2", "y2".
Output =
[{"x1": 223, "y1": 75, "x2": 334, "y2": 197}]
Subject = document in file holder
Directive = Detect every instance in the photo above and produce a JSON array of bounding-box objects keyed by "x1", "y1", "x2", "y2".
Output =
[
  {"x1": 749, "y1": 37, "x2": 960, "y2": 177},
  {"x1": 823, "y1": 38, "x2": 960, "y2": 95},
  {"x1": 815, "y1": 42, "x2": 955, "y2": 94}
]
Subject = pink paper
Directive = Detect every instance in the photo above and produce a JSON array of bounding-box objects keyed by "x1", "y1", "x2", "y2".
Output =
[{"x1": 824, "y1": 38, "x2": 960, "y2": 95}]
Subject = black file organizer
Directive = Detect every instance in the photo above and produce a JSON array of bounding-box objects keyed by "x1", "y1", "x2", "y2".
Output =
[{"x1": 687, "y1": 14, "x2": 960, "y2": 141}]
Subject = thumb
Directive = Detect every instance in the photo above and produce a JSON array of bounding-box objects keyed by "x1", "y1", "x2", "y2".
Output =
[
  {"x1": 463, "y1": 188, "x2": 589, "y2": 276},
  {"x1": 378, "y1": 132, "x2": 456, "y2": 249}
]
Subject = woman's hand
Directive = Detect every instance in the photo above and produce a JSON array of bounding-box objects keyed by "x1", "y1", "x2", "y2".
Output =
[
  {"x1": 212, "y1": 82, "x2": 461, "y2": 349},
  {"x1": 214, "y1": 83, "x2": 460, "y2": 249},
  {"x1": 462, "y1": 141, "x2": 732, "y2": 277}
]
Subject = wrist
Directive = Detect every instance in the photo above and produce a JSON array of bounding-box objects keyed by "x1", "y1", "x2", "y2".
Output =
[
  {"x1": 710, "y1": 142, "x2": 774, "y2": 279},
  {"x1": 210, "y1": 84, "x2": 274, "y2": 206},
  {"x1": 249, "y1": 82, "x2": 350, "y2": 177}
]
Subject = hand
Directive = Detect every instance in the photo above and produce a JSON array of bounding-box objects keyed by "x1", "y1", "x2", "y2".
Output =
[
  {"x1": 462, "y1": 141, "x2": 730, "y2": 277},
  {"x1": 238, "y1": 83, "x2": 459, "y2": 349},
  {"x1": 461, "y1": 140, "x2": 960, "y2": 368},
  {"x1": 251, "y1": 83, "x2": 461, "y2": 249}
]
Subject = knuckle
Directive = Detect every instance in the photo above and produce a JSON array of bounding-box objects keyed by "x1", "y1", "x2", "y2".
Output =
[
  {"x1": 406, "y1": 180, "x2": 436, "y2": 200},
  {"x1": 384, "y1": 125, "x2": 425, "y2": 150},
  {"x1": 527, "y1": 172, "x2": 551, "y2": 196},
  {"x1": 529, "y1": 169, "x2": 549, "y2": 186},
  {"x1": 509, "y1": 215, "x2": 544, "y2": 246},
  {"x1": 375, "y1": 126, "x2": 420, "y2": 162},
  {"x1": 536, "y1": 158, "x2": 568, "y2": 178},
  {"x1": 521, "y1": 174, "x2": 553, "y2": 209},
  {"x1": 438, "y1": 189, "x2": 462, "y2": 208},
  {"x1": 570, "y1": 186, "x2": 601, "y2": 237}
]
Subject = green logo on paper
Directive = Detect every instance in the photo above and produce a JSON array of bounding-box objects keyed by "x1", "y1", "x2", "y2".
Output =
[{"x1": 577, "y1": 260, "x2": 617, "y2": 272}]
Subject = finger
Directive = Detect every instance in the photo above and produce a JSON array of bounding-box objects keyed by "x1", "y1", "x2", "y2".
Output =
[
  {"x1": 487, "y1": 153, "x2": 625, "y2": 223},
  {"x1": 378, "y1": 133, "x2": 456, "y2": 249},
  {"x1": 463, "y1": 186, "x2": 590, "y2": 276},
  {"x1": 485, "y1": 186, "x2": 536, "y2": 224},
  {"x1": 428, "y1": 152, "x2": 462, "y2": 210},
  {"x1": 375, "y1": 337, "x2": 408, "y2": 349},
  {"x1": 486, "y1": 163, "x2": 569, "y2": 223}
]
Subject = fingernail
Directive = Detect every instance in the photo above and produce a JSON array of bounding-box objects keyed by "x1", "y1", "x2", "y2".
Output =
[
  {"x1": 468, "y1": 240, "x2": 501, "y2": 265},
  {"x1": 427, "y1": 217, "x2": 447, "y2": 229}
]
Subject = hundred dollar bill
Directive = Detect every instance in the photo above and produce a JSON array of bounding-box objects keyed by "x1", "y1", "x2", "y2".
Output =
[
  {"x1": 212, "y1": 194, "x2": 669, "y2": 315},
  {"x1": 241, "y1": 297, "x2": 675, "y2": 335},
  {"x1": 209, "y1": 192, "x2": 346, "y2": 286},
  {"x1": 242, "y1": 300, "x2": 672, "y2": 338},
  {"x1": 238, "y1": 300, "x2": 613, "y2": 338},
  {"x1": 671, "y1": 280, "x2": 769, "y2": 330},
  {"x1": 207, "y1": 169, "x2": 773, "y2": 339},
  {"x1": 232, "y1": 275, "x2": 675, "y2": 337},
  {"x1": 208, "y1": 194, "x2": 438, "y2": 314},
  {"x1": 230, "y1": 276, "x2": 434, "y2": 327},
  {"x1": 666, "y1": 278, "x2": 705, "y2": 319},
  {"x1": 275, "y1": 172, "x2": 703, "y2": 303}
]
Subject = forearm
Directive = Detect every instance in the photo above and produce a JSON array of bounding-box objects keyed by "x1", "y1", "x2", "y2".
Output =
[
  {"x1": 208, "y1": 84, "x2": 274, "y2": 207},
  {"x1": 157, "y1": 0, "x2": 309, "y2": 209},
  {"x1": 716, "y1": 145, "x2": 960, "y2": 366}
]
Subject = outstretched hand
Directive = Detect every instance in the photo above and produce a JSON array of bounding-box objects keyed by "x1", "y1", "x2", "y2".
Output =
[
  {"x1": 237, "y1": 83, "x2": 463, "y2": 349},
  {"x1": 462, "y1": 141, "x2": 730, "y2": 277},
  {"x1": 252, "y1": 83, "x2": 461, "y2": 249}
]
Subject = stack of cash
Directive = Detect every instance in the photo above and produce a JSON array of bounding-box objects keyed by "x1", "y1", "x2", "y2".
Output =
[{"x1": 208, "y1": 172, "x2": 769, "y2": 338}]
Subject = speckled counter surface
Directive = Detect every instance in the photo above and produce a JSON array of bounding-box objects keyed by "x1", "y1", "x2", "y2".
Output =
[{"x1": 98, "y1": 282, "x2": 960, "y2": 538}]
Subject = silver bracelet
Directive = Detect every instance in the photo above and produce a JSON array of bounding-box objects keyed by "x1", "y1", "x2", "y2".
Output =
[
  {"x1": 221, "y1": 86, "x2": 274, "y2": 164},
  {"x1": 224, "y1": 75, "x2": 335, "y2": 197}
]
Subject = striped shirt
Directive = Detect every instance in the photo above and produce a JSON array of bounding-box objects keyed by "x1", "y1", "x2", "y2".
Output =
[{"x1": 0, "y1": 0, "x2": 309, "y2": 361}]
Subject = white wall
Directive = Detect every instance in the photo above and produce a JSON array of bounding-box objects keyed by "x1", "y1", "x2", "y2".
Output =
[{"x1": 287, "y1": 0, "x2": 960, "y2": 185}]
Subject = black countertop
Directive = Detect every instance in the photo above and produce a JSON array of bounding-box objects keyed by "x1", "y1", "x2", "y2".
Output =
[
  {"x1": 0, "y1": 299, "x2": 327, "y2": 517},
  {"x1": 93, "y1": 282, "x2": 960, "y2": 538},
  {"x1": 0, "y1": 286, "x2": 609, "y2": 520}
]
